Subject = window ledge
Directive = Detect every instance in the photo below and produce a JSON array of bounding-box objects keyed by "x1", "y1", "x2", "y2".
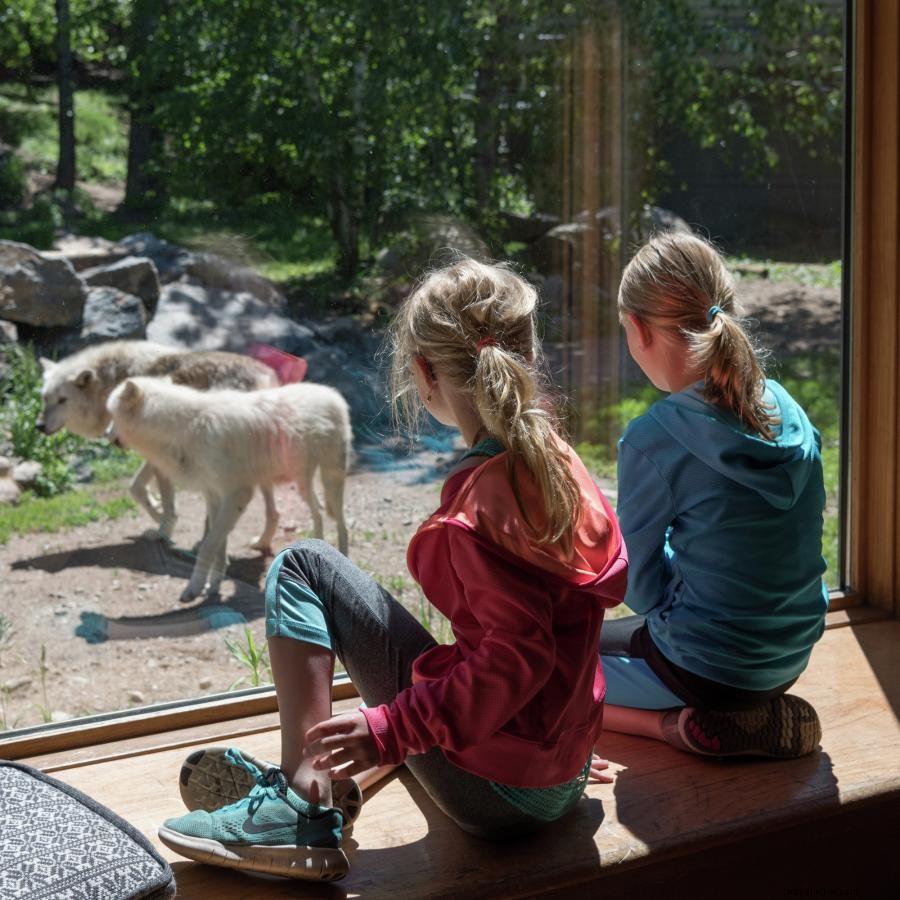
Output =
[{"x1": 13, "y1": 619, "x2": 899, "y2": 898}]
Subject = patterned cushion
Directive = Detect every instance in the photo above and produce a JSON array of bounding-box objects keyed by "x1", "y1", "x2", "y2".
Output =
[{"x1": 0, "y1": 760, "x2": 175, "y2": 899}]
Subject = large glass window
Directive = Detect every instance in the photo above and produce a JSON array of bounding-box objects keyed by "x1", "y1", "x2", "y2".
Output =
[{"x1": 0, "y1": 0, "x2": 846, "y2": 736}]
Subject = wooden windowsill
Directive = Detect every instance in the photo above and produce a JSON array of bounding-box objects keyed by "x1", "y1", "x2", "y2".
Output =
[{"x1": 10, "y1": 618, "x2": 899, "y2": 898}]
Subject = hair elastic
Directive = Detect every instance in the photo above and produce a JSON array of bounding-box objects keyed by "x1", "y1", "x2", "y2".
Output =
[
  {"x1": 475, "y1": 336, "x2": 498, "y2": 353},
  {"x1": 707, "y1": 305, "x2": 724, "y2": 322}
]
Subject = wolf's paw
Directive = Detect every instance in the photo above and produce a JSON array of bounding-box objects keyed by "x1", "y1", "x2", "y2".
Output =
[
  {"x1": 142, "y1": 527, "x2": 173, "y2": 544},
  {"x1": 179, "y1": 585, "x2": 202, "y2": 604},
  {"x1": 248, "y1": 536, "x2": 272, "y2": 554}
]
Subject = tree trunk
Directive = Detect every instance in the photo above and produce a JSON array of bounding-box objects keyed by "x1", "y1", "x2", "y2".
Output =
[
  {"x1": 328, "y1": 167, "x2": 360, "y2": 279},
  {"x1": 54, "y1": 0, "x2": 76, "y2": 194},
  {"x1": 123, "y1": 0, "x2": 166, "y2": 211},
  {"x1": 473, "y1": 16, "x2": 509, "y2": 217}
]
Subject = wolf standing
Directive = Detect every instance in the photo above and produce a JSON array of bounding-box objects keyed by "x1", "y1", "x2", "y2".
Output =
[
  {"x1": 107, "y1": 377, "x2": 351, "y2": 601},
  {"x1": 38, "y1": 340, "x2": 281, "y2": 548}
]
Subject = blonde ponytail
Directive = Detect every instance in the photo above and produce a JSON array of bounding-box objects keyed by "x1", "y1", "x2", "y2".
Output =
[
  {"x1": 618, "y1": 232, "x2": 776, "y2": 439},
  {"x1": 387, "y1": 257, "x2": 581, "y2": 548},
  {"x1": 688, "y1": 307, "x2": 775, "y2": 439},
  {"x1": 473, "y1": 342, "x2": 581, "y2": 547}
]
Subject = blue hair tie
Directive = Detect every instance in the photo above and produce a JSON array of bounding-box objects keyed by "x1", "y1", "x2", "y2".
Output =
[{"x1": 707, "y1": 305, "x2": 723, "y2": 322}]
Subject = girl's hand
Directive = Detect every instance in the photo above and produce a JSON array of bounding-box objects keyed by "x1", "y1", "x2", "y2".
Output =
[
  {"x1": 589, "y1": 753, "x2": 615, "y2": 784},
  {"x1": 304, "y1": 710, "x2": 380, "y2": 779}
]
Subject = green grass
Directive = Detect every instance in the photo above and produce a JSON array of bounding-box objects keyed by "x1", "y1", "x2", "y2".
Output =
[
  {"x1": 0, "y1": 489, "x2": 136, "y2": 545},
  {"x1": 727, "y1": 256, "x2": 843, "y2": 290},
  {"x1": 0, "y1": 86, "x2": 128, "y2": 183},
  {"x1": 88, "y1": 450, "x2": 143, "y2": 484}
]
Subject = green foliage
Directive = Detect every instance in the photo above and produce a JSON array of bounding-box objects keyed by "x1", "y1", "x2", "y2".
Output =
[
  {"x1": 576, "y1": 383, "x2": 663, "y2": 476},
  {"x1": 0, "y1": 490, "x2": 135, "y2": 545},
  {"x1": 34, "y1": 643, "x2": 52, "y2": 724},
  {"x1": 0, "y1": 343, "x2": 142, "y2": 502},
  {"x1": 0, "y1": 195, "x2": 64, "y2": 249},
  {"x1": 0, "y1": 0, "x2": 129, "y2": 80},
  {"x1": 623, "y1": 0, "x2": 844, "y2": 205},
  {"x1": 0, "y1": 151, "x2": 25, "y2": 209},
  {"x1": 0, "y1": 344, "x2": 80, "y2": 496},
  {"x1": 0, "y1": 87, "x2": 128, "y2": 183},
  {"x1": 224, "y1": 627, "x2": 272, "y2": 689}
]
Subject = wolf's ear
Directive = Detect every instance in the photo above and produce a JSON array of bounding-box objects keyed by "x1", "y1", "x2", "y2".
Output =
[
  {"x1": 74, "y1": 369, "x2": 94, "y2": 389},
  {"x1": 39, "y1": 357, "x2": 56, "y2": 373},
  {"x1": 119, "y1": 380, "x2": 142, "y2": 407}
]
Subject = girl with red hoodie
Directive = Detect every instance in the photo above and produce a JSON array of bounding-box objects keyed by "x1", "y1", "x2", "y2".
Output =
[{"x1": 159, "y1": 258, "x2": 627, "y2": 882}]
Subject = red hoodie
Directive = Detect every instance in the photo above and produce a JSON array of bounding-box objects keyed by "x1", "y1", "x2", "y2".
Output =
[{"x1": 362, "y1": 442, "x2": 627, "y2": 787}]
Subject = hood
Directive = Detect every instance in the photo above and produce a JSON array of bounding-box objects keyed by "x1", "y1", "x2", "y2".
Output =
[
  {"x1": 647, "y1": 379, "x2": 821, "y2": 511},
  {"x1": 420, "y1": 443, "x2": 627, "y2": 602}
]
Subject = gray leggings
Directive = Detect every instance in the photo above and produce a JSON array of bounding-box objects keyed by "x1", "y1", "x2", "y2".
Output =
[{"x1": 264, "y1": 539, "x2": 564, "y2": 840}]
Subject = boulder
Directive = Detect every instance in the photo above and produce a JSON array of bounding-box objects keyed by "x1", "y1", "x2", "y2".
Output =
[
  {"x1": 0, "y1": 476, "x2": 21, "y2": 506},
  {"x1": 46, "y1": 235, "x2": 128, "y2": 272},
  {"x1": 82, "y1": 256, "x2": 161, "y2": 318},
  {"x1": 116, "y1": 232, "x2": 194, "y2": 284},
  {"x1": 0, "y1": 240, "x2": 86, "y2": 328},
  {"x1": 0, "y1": 456, "x2": 22, "y2": 503},
  {"x1": 184, "y1": 252, "x2": 283, "y2": 305},
  {"x1": 374, "y1": 215, "x2": 490, "y2": 278},
  {"x1": 146, "y1": 283, "x2": 314, "y2": 355},
  {"x1": 499, "y1": 211, "x2": 560, "y2": 244},
  {"x1": 527, "y1": 221, "x2": 595, "y2": 273},
  {"x1": 12, "y1": 460, "x2": 42, "y2": 490},
  {"x1": 80, "y1": 286, "x2": 147, "y2": 345},
  {"x1": 578, "y1": 205, "x2": 693, "y2": 241}
]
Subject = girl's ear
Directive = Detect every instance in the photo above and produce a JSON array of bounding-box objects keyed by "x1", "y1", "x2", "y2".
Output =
[
  {"x1": 626, "y1": 313, "x2": 653, "y2": 350},
  {"x1": 414, "y1": 354, "x2": 437, "y2": 385}
]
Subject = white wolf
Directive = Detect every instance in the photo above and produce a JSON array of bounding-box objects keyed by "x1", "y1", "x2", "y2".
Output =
[
  {"x1": 106, "y1": 376, "x2": 352, "y2": 601},
  {"x1": 37, "y1": 340, "x2": 281, "y2": 549}
]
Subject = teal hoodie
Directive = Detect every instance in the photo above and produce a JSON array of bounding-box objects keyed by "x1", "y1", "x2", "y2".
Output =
[{"x1": 616, "y1": 379, "x2": 828, "y2": 690}]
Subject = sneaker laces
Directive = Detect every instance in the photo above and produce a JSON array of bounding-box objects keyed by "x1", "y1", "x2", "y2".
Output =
[{"x1": 215, "y1": 749, "x2": 288, "y2": 814}]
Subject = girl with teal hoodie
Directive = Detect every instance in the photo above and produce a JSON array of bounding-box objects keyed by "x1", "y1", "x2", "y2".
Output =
[{"x1": 599, "y1": 231, "x2": 828, "y2": 759}]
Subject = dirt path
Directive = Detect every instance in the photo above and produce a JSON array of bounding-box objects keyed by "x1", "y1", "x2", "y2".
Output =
[{"x1": 0, "y1": 447, "x2": 456, "y2": 731}]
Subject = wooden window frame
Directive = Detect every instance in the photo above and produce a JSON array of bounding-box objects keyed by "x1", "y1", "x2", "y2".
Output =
[
  {"x1": 0, "y1": 0, "x2": 895, "y2": 761},
  {"x1": 848, "y1": 0, "x2": 900, "y2": 618}
]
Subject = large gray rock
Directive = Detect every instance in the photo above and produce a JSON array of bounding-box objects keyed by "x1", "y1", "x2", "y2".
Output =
[
  {"x1": 12, "y1": 460, "x2": 42, "y2": 490},
  {"x1": 80, "y1": 286, "x2": 147, "y2": 344},
  {"x1": 577, "y1": 204, "x2": 693, "y2": 242},
  {"x1": 45, "y1": 234, "x2": 128, "y2": 272},
  {"x1": 82, "y1": 256, "x2": 161, "y2": 318},
  {"x1": 0, "y1": 477, "x2": 20, "y2": 506},
  {"x1": 146, "y1": 283, "x2": 314, "y2": 354},
  {"x1": 0, "y1": 459, "x2": 21, "y2": 506},
  {"x1": 0, "y1": 240, "x2": 86, "y2": 327},
  {"x1": 117, "y1": 232, "x2": 194, "y2": 284},
  {"x1": 184, "y1": 252, "x2": 283, "y2": 305}
]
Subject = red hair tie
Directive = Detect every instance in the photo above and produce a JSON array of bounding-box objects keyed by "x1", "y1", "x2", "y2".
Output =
[{"x1": 475, "y1": 336, "x2": 498, "y2": 353}]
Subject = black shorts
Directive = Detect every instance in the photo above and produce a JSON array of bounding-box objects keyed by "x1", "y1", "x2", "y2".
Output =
[{"x1": 600, "y1": 614, "x2": 797, "y2": 711}]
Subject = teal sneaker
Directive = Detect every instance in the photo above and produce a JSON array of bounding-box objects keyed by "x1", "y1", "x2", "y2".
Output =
[
  {"x1": 178, "y1": 746, "x2": 363, "y2": 831},
  {"x1": 158, "y1": 751, "x2": 348, "y2": 881}
]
